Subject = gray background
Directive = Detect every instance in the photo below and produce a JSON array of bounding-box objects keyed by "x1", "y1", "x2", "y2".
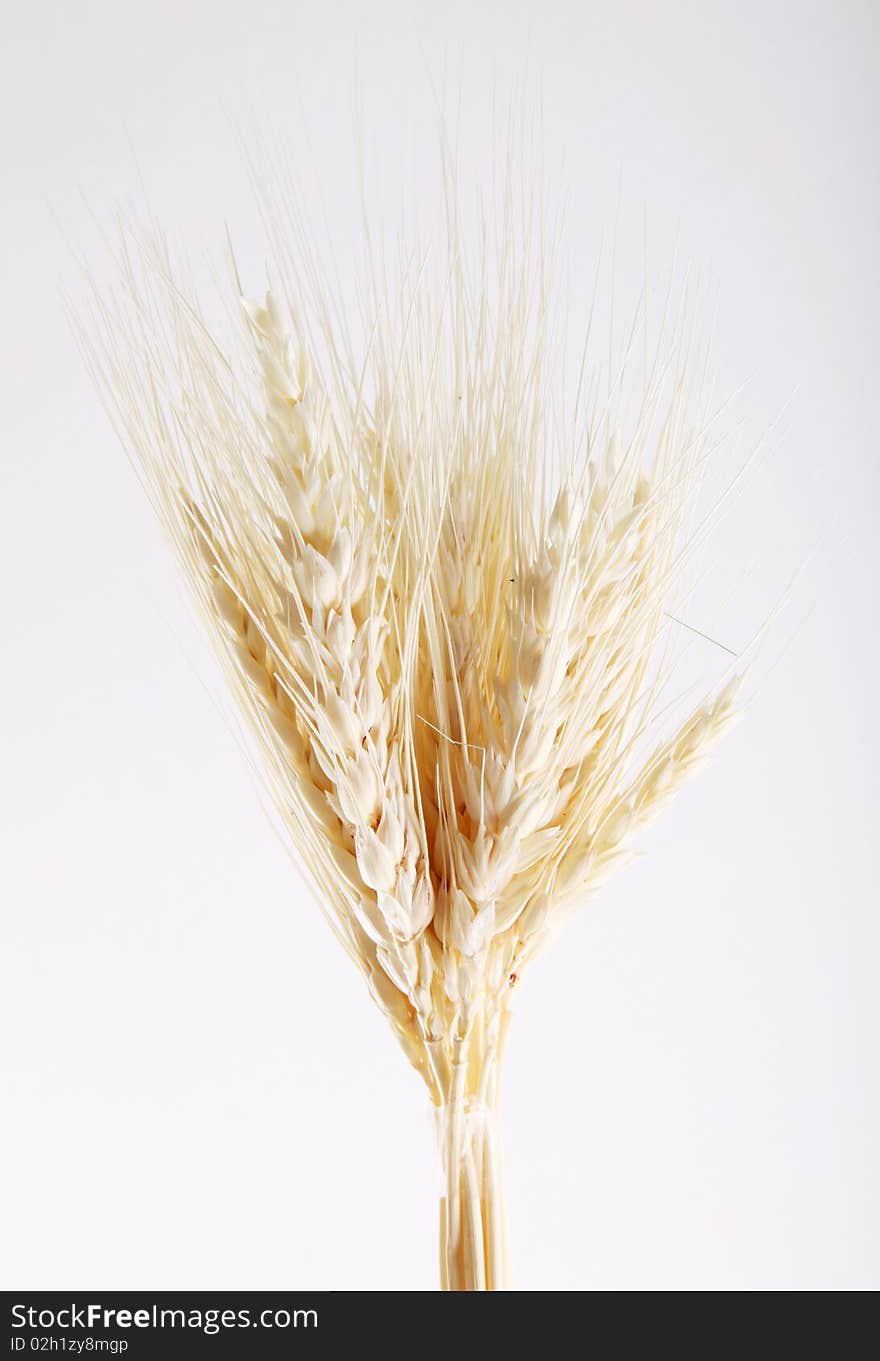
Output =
[{"x1": 2, "y1": 0, "x2": 877, "y2": 1289}]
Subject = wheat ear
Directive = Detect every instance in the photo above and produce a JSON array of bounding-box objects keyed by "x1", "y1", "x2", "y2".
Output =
[{"x1": 80, "y1": 184, "x2": 746, "y2": 1290}]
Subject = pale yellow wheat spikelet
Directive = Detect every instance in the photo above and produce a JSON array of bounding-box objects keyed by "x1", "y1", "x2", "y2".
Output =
[{"x1": 80, "y1": 169, "x2": 746, "y2": 1291}]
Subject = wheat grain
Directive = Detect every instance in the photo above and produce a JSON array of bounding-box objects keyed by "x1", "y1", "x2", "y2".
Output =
[{"x1": 80, "y1": 172, "x2": 747, "y2": 1291}]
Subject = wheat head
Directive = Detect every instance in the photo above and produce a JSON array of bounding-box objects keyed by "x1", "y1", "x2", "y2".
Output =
[{"x1": 81, "y1": 178, "x2": 744, "y2": 1289}]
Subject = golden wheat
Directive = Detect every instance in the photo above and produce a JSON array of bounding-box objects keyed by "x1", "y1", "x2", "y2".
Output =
[{"x1": 80, "y1": 173, "x2": 744, "y2": 1291}]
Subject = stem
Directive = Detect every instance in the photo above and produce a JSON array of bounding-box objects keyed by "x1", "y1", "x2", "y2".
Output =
[{"x1": 435, "y1": 1094, "x2": 507, "y2": 1290}]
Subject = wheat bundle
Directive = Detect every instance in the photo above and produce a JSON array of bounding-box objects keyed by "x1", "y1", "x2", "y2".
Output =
[{"x1": 82, "y1": 163, "x2": 743, "y2": 1290}]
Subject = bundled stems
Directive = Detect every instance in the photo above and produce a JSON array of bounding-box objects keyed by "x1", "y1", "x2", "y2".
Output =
[{"x1": 436, "y1": 1053, "x2": 507, "y2": 1290}]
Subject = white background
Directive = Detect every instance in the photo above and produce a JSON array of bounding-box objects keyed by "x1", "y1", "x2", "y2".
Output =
[{"x1": 2, "y1": 0, "x2": 877, "y2": 1290}]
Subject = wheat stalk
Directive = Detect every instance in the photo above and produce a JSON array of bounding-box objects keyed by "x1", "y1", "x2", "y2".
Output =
[{"x1": 80, "y1": 171, "x2": 745, "y2": 1290}]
